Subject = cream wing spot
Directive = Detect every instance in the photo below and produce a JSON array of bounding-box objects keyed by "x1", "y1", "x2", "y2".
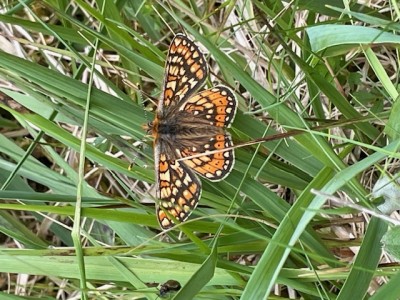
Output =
[
  {"x1": 188, "y1": 78, "x2": 198, "y2": 88},
  {"x1": 160, "y1": 187, "x2": 171, "y2": 198},
  {"x1": 172, "y1": 187, "x2": 179, "y2": 195},
  {"x1": 161, "y1": 219, "x2": 169, "y2": 228},
  {"x1": 192, "y1": 50, "x2": 199, "y2": 58},
  {"x1": 160, "y1": 170, "x2": 171, "y2": 182},
  {"x1": 183, "y1": 173, "x2": 192, "y2": 185},
  {"x1": 166, "y1": 80, "x2": 177, "y2": 90}
]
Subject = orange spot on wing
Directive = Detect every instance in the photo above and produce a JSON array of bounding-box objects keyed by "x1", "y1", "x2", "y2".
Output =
[
  {"x1": 196, "y1": 69, "x2": 204, "y2": 79},
  {"x1": 189, "y1": 184, "x2": 198, "y2": 194},
  {"x1": 215, "y1": 142, "x2": 225, "y2": 149},
  {"x1": 215, "y1": 115, "x2": 225, "y2": 122},
  {"x1": 159, "y1": 161, "x2": 168, "y2": 172},
  {"x1": 214, "y1": 152, "x2": 224, "y2": 159},
  {"x1": 217, "y1": 107, "x2": 227, "y2": 114},
  {"x1": 165, "y1": 89, "x2": 173, "y2": 100},
  {"x1": 160, "y1": 181, "x2": 169, "y2": 187},
  {"x1": 190, "y1": 63, "x2": 200, "y2": 73},
  {"x1": 211, "y1": 159, "x2": 224, "y2": 169},
  {"x1": 209, "y1": 93, "x2": 221, "y2": 100}
]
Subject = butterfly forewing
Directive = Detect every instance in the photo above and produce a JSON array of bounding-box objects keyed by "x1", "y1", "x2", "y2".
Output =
[{"x1": 160, "y1": 34, "x2": 208, "y2": 111}]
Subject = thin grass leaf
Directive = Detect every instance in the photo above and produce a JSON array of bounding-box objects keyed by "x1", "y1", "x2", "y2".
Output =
[{"x1": 337, "y1": 218, "x2": 388, "y2": 299}]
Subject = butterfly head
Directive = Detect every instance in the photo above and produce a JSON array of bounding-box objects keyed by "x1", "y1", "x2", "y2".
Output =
[{"x1": 142, "y1": 116, "x2": 161, "y2": 139}]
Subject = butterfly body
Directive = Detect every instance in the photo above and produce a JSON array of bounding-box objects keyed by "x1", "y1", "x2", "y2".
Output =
[{"x1": 149, "y1": 34, "x2": 237, "y2": 229}]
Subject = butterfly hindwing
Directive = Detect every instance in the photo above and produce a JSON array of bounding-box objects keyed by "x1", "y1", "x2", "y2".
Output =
[
  {"x1": 179, "y1": 86, "x2": 237, "y2": 128},
  {"x1": 178, "y1": 133, "x2": 235, "y2": 181}
]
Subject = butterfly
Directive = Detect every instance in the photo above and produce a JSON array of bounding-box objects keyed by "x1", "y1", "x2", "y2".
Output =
[{"x1": 147, "y1": 33, "x2": 237, "y2": 229}]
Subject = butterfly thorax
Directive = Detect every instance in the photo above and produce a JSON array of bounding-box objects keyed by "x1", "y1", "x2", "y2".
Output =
[{"x1": 151, "y1": 111, "x2": 223, "y2": 143}]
